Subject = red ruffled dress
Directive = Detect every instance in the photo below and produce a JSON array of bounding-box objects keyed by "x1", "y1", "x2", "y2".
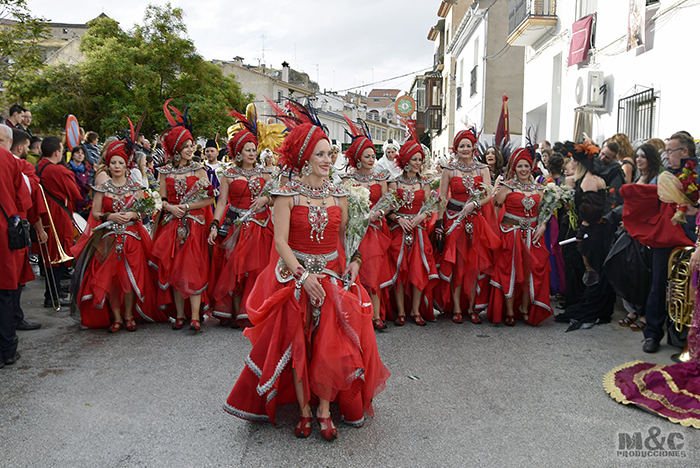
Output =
[
  {"x1": 224, "y1": 194, "x2": 389, "y2": 427},
  {"x1": 73, "y1": 179, "x2": 166, "y2": 328},
  {"x1": 210, "y1": 170, "x2": 273, "y2": 326},
  {"x1": 488, "y1": 189, "x2": 552, "y2": 325},
  {"x1": 381, "y1": 184, "x2": 438, "y2": 321},
  {"x1": 437, "y1": 168, "x2": 500, "y2": 313},
  {"x1": 151, "y1": 168, "x2": 213, "y2": 316}
]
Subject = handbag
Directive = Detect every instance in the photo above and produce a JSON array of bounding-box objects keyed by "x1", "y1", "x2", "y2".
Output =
[{"x1": 0, "y1": 203, "x2": 31, "y2": 250}]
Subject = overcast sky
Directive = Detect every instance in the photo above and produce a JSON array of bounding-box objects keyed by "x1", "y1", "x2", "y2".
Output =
[{"x1": 27, "y1": 0, "x2": 438, "y2": 95}]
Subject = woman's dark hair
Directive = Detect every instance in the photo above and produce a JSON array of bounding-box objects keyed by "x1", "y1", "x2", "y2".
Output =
[
  {"x1": 85, "y1": 131, "x2": 99, "y2": 144},
  {"x1": 637, "y1": 142, "x2": 661, "y2": 183},
  {"x1": 547, "y1": 152, "x2": 564, "y2": 176},
  {"x1": 485, "y1": 145, "x2": 504, "y2": 178}
]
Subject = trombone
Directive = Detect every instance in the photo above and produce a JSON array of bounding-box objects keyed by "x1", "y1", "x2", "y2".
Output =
[{"x1": 38, "y1": 185, "x2": 74, "y2": 311}]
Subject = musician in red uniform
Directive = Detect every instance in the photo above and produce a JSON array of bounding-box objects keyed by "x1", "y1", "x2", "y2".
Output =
[
  {"x1": 36, "y1": 136, "x2": 81, "y2": 308},
  {"x1": 11, "y1": 128, "x2": 47, "y2": 330},
  {"x1": 0, "y1": 146, "x2": 31, "y2": 368}
]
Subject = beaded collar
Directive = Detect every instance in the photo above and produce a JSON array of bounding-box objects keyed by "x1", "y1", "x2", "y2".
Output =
[
  {"x1": 224, "y1": 165, "x2": 261, "y2": 179},
  {"x1": 343, "y1": 170, "x2": 389, "y2": 183},
  {"x1": 394, "y1": 175, "x2": 422, "y2": 186},
  {"x1": 159, "y1": 162, "x2": 204, "y2": 175},
  {"x1": 93, "y1": 176, "x2": 141, "y2": 195},
  {"x1": 502, "y1": 178, "x2": 540, "y2": 192},
  {"x1": 444, "y1": 161, "x2": 486, "y2": 174},
  {"x1": 272, "y1": 178, "x2": 347, "y2": 199}
]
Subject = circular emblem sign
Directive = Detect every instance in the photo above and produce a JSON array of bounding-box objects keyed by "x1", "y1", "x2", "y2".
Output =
[
  {"x1": 65, "y1": 115, "x2": 80, "y2": 150},
  {"x1": 395, "y1": 95, "x2": 416, "y2": 117}
]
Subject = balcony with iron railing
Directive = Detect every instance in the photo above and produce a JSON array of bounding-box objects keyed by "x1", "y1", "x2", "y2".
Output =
[{"x1": 507, "y1": 0, "x2": 558, "y2": 47}]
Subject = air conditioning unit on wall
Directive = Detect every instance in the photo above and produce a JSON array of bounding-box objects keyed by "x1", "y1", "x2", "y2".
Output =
[{"x1": 575, "y1": 71, "x2": 606, "y2": 112}]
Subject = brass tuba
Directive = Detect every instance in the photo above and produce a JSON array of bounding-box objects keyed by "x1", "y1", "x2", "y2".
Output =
[{"x1": 667, "y1": 246, "x2": 695, "y2": 362}]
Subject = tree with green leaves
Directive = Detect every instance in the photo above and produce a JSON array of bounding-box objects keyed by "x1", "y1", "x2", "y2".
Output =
[
  {"x1": 7, "y1": 2, "x2": 252, "y2": 140},
  {"x1": 0, "y1": 0, "x2": 49, "y2": 96}
]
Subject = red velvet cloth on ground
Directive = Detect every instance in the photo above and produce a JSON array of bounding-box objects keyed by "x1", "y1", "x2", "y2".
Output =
[
  {"x1": 488, "y1": 192, "x2": 552, "y2": 325},
  {"x1": 621, "y1": 184, "x2": 693, "y2": 248},
  {"x1": 604, "y1": 301, "x2": 700, "y2": 428},
  {"x1": 74, "y1": 196, "x2": 166, "y2": 328},
  {"x1": 209, "y1": 178, "x2": 273, "y2": 326},
  {"x1": 223, "y1": 205, "x2": 389, "y2": 426},
  {"x1": 151, "y1": 175, "x2": 212, "y2": 317}
]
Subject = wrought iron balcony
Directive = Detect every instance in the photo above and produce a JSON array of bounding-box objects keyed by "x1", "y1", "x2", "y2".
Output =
[{"x1": 507, "y1": 0, "x2": 558, "y2": 47}]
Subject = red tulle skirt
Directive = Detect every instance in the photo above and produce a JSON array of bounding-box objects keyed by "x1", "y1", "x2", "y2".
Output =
[
  {"x1": 210, "y1": 211, "x2": 274, "y2": 325},
  {"x1": 151, "y1": 209, "x2": 212, "y2": 316},
  {"x1": 223, "y1": 253, "x2": 390, "y2": 426},
  {"x1": 77, "y1": 223, "x2": 166, "y2": 328},
  {"x1": 488, "y1": 225, "x2": 552, "y2": 325}
]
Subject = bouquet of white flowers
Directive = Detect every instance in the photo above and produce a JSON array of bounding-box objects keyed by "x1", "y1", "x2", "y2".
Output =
[
  {"x1": 92, "y1": 189, "x2": 161, "y2": 231},
  {"x1": 341, "y1": 180, "x2": 371, "y2": 268},
  {"x1": 418, "y1": 190, "x2": 446, "y2": 216},
  {"x1": 537, "y1": 182, "x2": 575, "y2": 227}
]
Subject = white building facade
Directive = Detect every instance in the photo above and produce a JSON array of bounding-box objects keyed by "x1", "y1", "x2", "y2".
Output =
[{"x1": 514, "y1": 0, "x2": 700, "y2": 145}]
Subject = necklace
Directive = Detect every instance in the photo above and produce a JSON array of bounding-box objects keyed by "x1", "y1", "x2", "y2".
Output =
[
  {"x1": 453, "y1": 160, "x2": 481, "y2": 174},
  {"x1": 398, "y1": 175, "x2": 420, "y2": 186},
  {"x1": 227, "y1": 166, "x2": 263, "y2": 200},
  {"x1": 352, "y1": 171, "x2": 375, "y2": 183},
  {"x1": 290, "y1": 179, "x2": 331, "y2": 205},
  {"x1": 162, "y1": 162, "x2": 202, "y2": 174},
  {"x1": 99, "y1": 177, "x2": 139, "y2": 196},
  {"x1": 509, "y1": 178, "x2": 538, "y2": 192}
]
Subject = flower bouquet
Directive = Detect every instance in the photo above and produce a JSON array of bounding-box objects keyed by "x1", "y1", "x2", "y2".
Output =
[
  {"x1": 341, "y1": 180, "x2": 371, "y2": 267},
  {"x1": 92, "y1": 189, "x2": 161, "y2": 232},
  {"x1": 538, "y1": 182, "x2": 575, "y2": 228},
  {"x1": 418, "y1": 190, "x2": 446, "y2": 216},
  {"x1": 657, "y1": 161, "x2": 700, "y2": 224}
]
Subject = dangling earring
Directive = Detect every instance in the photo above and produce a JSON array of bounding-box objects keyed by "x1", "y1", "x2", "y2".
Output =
[
  {"x1": 356, "y1": 160, "x2": 362, "y2": 170},
  {"x1": 235, "y1": 153, "x2": 243, "y2": 163},
  {"x1": 174, "y1": 153, "x2": 181, "y2": 163},
  {"x1": 301, "y1": 161, "x2": 313, "y2": 177},
  {"x1": 403, "y1": 164, "x2": 410, "y2": 173}
]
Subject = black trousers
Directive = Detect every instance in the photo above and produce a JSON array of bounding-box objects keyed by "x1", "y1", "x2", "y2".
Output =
[
  {"x1": 0, "y1": 286, "x2": 20, "y2": 361},
  {"x1": 44, "y1": 264, "x2": 67, "y2": 303},
  {"x1": 643, "y1": 247, "x2": 674, "y2": 343}
]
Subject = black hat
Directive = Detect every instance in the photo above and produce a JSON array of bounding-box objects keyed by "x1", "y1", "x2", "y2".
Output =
[{"x1": 205, "y1": 139, "x2": 217, "y2": 149}]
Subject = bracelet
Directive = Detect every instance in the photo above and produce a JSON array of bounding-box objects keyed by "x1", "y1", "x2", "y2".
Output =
[
  {"x1": 185, "y1": 203, "x2": 190, "y2": 211},
  {"x1": 209, "y1": 221, "x2": 219, "y2": 231},
  {"x1": 295, "y1": 270, "x2": 310, "y2": 289},
  {"x1": 474, "y1": 199, "x2": 481, "y2": 210},
  {"x1": 293, "y1": 266, "x2": 305, "y2": 281},
  {"x1": 378, "y1": 209, "x2": 385, "y2": 217},
  {"x1": 161, "y1": 197, "x2": 167, "y2": 202},
  {"x1": 350, "y1": 251, "x2": 362, "y2": 269}
]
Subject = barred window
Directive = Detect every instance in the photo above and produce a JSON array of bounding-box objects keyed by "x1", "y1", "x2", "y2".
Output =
[{"x1": 617, "y1": 88, "x2": 657, "y2": 142}]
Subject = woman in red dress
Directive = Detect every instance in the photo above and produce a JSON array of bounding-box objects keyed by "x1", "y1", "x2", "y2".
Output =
[
  {"x1": 489, "y1": 148, "x2": 553, "y2": 326},
  {"x1": 73, "y1": 135, "x2": 166, "y2": 331},
  {"x1": 435, "y1": 129, "x2": 500, "y2": 324},
  {"x1": 382, "y1": 129, "x2": 438, "y2": 326},
  {"x1": 223, "y1": 122, "x2": 389, "y2": 441},
  {"x1": 151, "y1": 100, "x2": 215, "y2": 332},
  {"x1": 340, "y1": 117, "x2": 392, "y2": 330},
  {"x1": 207, "y1": 108, "x2": 273, "y2": 327}
]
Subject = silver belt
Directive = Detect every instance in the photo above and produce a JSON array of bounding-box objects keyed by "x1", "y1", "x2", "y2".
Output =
[
  {"x1": 503, "y1": 213, "x2": 537, "y2": 230},
  {"x1": 101, "y1": 221, "x2": 140, "y2": 239},
  {"x1": 291, "y1": 249, "x2": 339, "y2": 274}
]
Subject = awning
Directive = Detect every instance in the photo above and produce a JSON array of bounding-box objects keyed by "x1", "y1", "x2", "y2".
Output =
[{"x1": 568, "y1": 15, "x2": 594, "y2": 67}]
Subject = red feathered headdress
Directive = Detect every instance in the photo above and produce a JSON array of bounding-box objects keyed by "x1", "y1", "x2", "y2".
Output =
[
  {"x1": 396, "y1": 118, "x2": 424, "y2": 170},
  {"x1": 227, "y1": 108, "x2": 258, "y2": 157},
  {"x1": 105, "y1": 116, "x2": 140, "y2": 168},
  {"x1": 343, "y1": 116, "x2": 374, "y2": 169},
  {"x1": 161, "y1": 99, "x2": 193, "y2": 162},
  {"x1": 277, "y1": 123, "x2": 328, "y2": 171}
]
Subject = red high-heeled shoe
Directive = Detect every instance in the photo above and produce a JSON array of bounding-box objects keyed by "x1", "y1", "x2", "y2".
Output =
[
  {"x1": 172, "y1": 317, "x2": 186, "y2": 330},
  {"x1": 504, "y1": 315, "x2": 515, "y2": 326},
  {"x1": 468, "y1": 311, "x2": 481, "y2": 324},
  {"x1": 316, "y1": 413, "x2": 337, "y2": 441},
  {"x1": 125, "y1": 318, "x2": 137, "y2": 332},
  {"x1": 411, "y1": 313, "x2": 426, "y2": 326},
  {"x1": 452, "y1": 312, "x2": 463, "y2": 324},
  {"x1": 294, "y1": 416, "x2": 312, "y2": 438},
  {"x1": 109, "y1": 321, "x2": 123, "y2": 333},
  {"x1": 373, "y1": 318, "x2": 387, "y2": 330},
  {"x1": 189, "y1": 319, "x2": 201, "y2": 332},
  {"x1": 394, "y1": 315, "x2": 405, "y2": 326}
]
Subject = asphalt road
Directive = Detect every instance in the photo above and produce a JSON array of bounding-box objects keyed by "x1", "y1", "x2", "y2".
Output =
[{"x1": 2, "y1": 274, "x2": 699, "y2": 468}]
